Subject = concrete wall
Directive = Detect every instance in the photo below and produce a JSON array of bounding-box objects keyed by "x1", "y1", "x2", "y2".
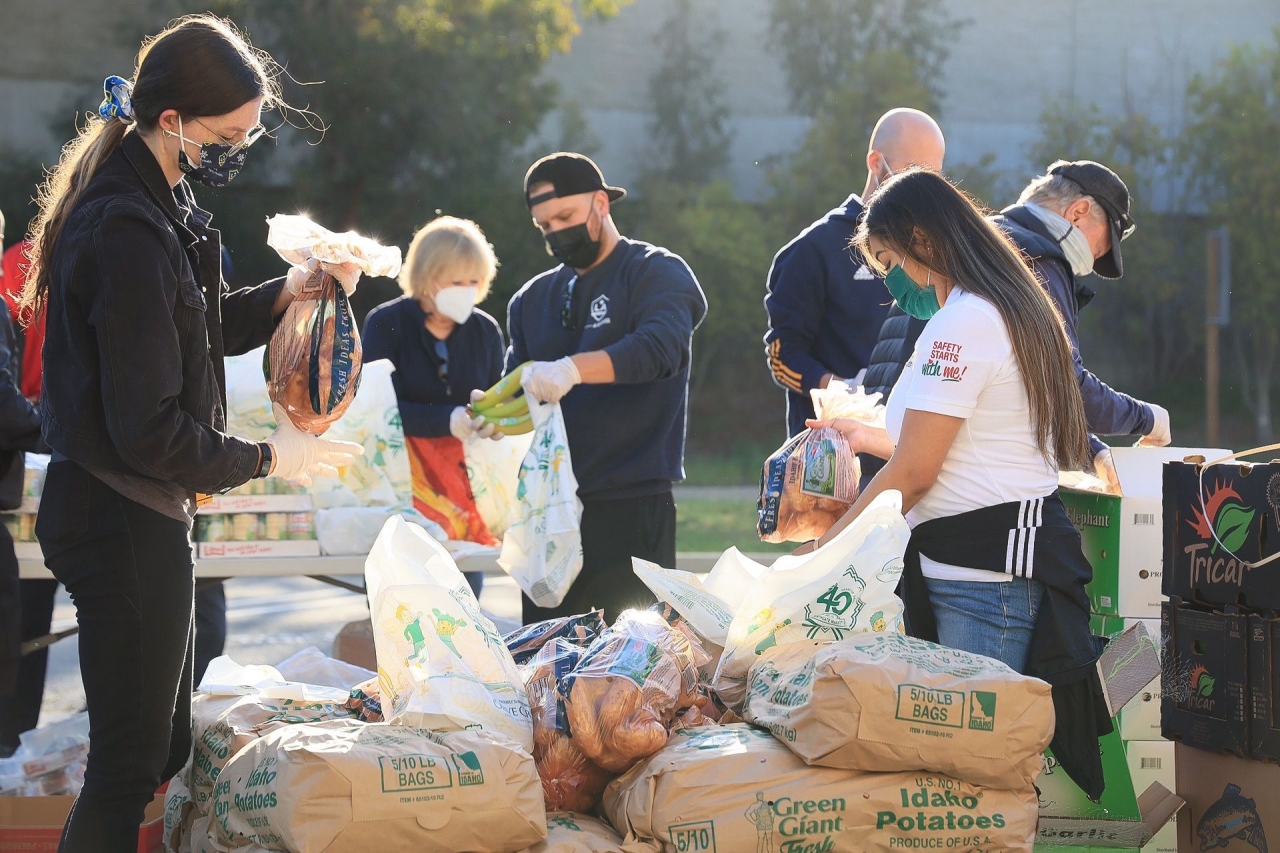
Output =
[
  {"x1": 539, "y1": 0, "x2": 1279, "y2": 200},
  {"x1": 2, "y1": 0, "x2": 1276, "y2": 202}
]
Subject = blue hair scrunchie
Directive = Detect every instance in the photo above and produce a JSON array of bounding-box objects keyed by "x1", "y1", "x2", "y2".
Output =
[{"x1": 98, "y1": 75, "x2": 135, "y2": 123}]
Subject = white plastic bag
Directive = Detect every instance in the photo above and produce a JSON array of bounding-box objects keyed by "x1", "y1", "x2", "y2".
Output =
[
  {"x1": 365, "y1": 515, "x2": 533, "y2": 751},
  {"x1": 716, "y1": 489, "x2": 910, "y2": 709},
  {"x1": 813, "y1": 379, "x2": 886, "y2": 428},
  {"x1": 265, "y1": 214, "x2": 403, "y2": 279},
  {"x1": 631, "y1": 548, "x2": 769, "y2": 647},
  {"x1": 273, "y1": 646, "x2": 376, "y2": 691},
  {"x1": 499, "y1": 397, "x2": 583, "y2": 608},
  {"x1": 466, "y1": 430, "x2": 534, "y2": 538},
  {"x1": 314, "y1": 505, "x2": 445, "y2": 555}
]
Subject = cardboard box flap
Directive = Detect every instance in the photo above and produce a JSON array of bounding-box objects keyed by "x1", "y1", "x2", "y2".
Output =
[
  {"x1": 1095, "y1": 621, "x2": 1161, "y2": 715},
  {"x1": 1111, "y1": 447, "x2": 1230, "y2": 497},
  {"x1": 1036, "y1": 782, "x2": 1183, "y2": 849},
  {"x1": 1135, "y1": 781, "x2": 1182, "y2": 839}
]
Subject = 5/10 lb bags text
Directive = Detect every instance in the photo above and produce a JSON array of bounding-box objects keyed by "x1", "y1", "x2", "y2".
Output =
[
  {"x1": 603, "y1": 725, "x2": 1038, "y2": 853},
  {"x1": 212, "y1": 720, "x2": 545, "y2": 853}
]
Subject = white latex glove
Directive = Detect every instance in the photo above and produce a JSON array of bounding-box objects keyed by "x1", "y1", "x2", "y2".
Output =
[
  {"x1": 284, "y1": 257, "x2": 363, "y2": 298},
  {"x1": 1093, "y1": 448, "x2": 1121, "y2": 495},
  {"x1": 522, "y1": 356, "x2": 581, "y2": 404},
  {"x1": 267, "y1": 404, "x2": 365, "y2": 486},
  {"x1": 1139, "y1": 404, "x2": 1172, "y2": 447},
  {"x1": 450, "y1": 406, "x2": 498, "y2": 441}
]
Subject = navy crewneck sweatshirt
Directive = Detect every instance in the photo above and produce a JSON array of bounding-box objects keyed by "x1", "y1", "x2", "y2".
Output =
[{"x1": 506, "y1": 237, "x2": 707, "y2": 501}]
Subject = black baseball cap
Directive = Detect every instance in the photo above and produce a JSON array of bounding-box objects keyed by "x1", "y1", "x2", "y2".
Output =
[
  {"x1": 1048, "y1": 160, "x2": 1136, "y2": 279},
  {"x1": 524, "y1": 152, "x2": 626, "y2": 208}
]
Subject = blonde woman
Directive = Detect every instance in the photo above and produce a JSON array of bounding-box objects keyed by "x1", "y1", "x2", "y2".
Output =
[{"x1": 363, "y1": 217, "x2": 505, "y2": 590}]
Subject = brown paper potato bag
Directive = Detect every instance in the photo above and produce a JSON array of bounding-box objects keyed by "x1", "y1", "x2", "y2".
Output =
[
  {"x1": 518, "y1": 812, "x2": 657, "y2": 852},
  {"x1": 743, "y1": 633, "x2": 1055, "y2": 790},
  {"x1": 212, "y1": 719, "x2": 546, "y2": 853},
  {"x1": 603, "y1": 724, "x2": 1038, "y2": 853}
]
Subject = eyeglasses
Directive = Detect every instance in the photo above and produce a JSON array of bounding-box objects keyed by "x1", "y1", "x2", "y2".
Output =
[
  {"x1": 560, "y1": 275, "x2": 579, "y2": 330},
  {"x1": 192, "y1": 117, "x2": 267, "y2": 156},
  {"x1": 434, "y1": 339, "x2": 450, "y2": 394}
]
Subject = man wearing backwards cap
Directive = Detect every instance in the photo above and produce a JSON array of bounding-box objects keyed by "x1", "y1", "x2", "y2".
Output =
[
  {"x1": 500, "y1": 152, "x2": 707, "y2": 624},
  {"x1": 993, "y1": 159, "x2": 1170, "y2": 488}
]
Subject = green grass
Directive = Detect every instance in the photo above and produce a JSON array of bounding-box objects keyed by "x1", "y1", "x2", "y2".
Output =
[
  {"x1": 683, "y1": 442, "x2": 777, "y2": 486},
  {"x1": 676, "y1": 499, "x2": 791, "y2": 554}
]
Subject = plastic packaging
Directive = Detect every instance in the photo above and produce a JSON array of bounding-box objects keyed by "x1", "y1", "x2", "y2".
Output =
[
  {"x1": 263, "y1": 215, "x2": 402, "y2": 435},
  {"x1": 559, "y1": 610, "x2": 706, "y2": 774},
  {"x1": 504, "y1": 610, "x2": 607, "y2": 666}
]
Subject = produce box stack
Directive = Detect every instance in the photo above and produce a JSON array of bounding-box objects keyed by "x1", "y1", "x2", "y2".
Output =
[
  {"x1": 1160, "y1": 449, "x2": 1280, "y2": 848},
  {"x1": 1053, "y1": 446, "x2": 1227, "y2": 853},
  {"x1": 193, "y1": 478, "x2": 319, "y2": 559}
]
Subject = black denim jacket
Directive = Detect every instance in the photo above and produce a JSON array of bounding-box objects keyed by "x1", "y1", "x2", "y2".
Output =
[{"x1": 41, "y1": 131, "x2": 283, "y2": 495}]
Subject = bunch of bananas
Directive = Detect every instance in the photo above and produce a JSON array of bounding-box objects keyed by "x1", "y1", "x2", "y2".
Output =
[{"x1": 469, "y1": 361, "x2": 534, "y2": 435}]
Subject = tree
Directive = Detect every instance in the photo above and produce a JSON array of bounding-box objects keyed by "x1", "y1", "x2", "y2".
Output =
[
  {"x1": 640, "y1": 0, "x2": 733, "y2": 186},
  {"x1": 622, "y1": 180, "x2": 780, "y2": 445},
  {"x1": 766, "y1": 0, "x2": 956, "y2": 116},
  {"x1": 765, "y1": 48, "x2": 934, "y2": 236},
  {"x1": 1181, "y1": 31, "x2": 1280, "y2": 442},
  {"x1": 1026, "y1": 97, "x2": 1201, "y2": 404},
  {"x1": 182, "y1": 0, "x2": 633, "y2": 306}
]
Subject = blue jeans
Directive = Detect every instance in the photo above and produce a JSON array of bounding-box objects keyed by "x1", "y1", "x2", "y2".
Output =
[{"x1": 923, "y1": 576, "x2": 1045, "y2": 673}]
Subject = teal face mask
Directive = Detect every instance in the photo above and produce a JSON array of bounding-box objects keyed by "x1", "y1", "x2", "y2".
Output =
[{"x1": 883, "y1": 263, "x2": 940, "y2": 320}]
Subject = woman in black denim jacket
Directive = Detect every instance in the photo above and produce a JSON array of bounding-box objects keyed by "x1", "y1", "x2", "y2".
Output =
[{"x1": 19, "y1": 17, "x2": 361, "y2": 852}]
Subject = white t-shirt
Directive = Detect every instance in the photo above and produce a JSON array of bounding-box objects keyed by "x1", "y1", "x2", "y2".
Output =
[{"x1": 885, "y1": 289, "x2": 1058, "y2": 582}]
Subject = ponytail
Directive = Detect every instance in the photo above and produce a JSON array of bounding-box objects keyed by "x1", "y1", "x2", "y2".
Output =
[{"x1": 21, "y1": 117, "x2": 129, "y2": 324}]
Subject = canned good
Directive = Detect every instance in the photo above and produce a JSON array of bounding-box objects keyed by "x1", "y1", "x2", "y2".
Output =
[
  {"x1": 264, "y1": 513, "x2": 288, "y2": 541},
  {"x1": 232, "y1": 513, "x2": 261, "y2": 542},
  {"x1": 287, "y1": 512, "x2": 315, "y2": 541},
  {"x1": 200, "y1": 515, "x2": 230, "y2": 543}
]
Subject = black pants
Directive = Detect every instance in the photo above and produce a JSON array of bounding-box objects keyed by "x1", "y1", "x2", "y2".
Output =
[
  {"x1": 522, "y1": 491, "x2": 676, "y2": 625},
  {"x1": 193, "y1": 581, "x2": 225, "y2": 686},
  {"x1": 0, "y1": 577, "x2": 57, "y2": 751},
  {"x1": 36, "y1": 461, "x2": 195, "y2": 853},
  {"x1": 0, "y1": 525, "x2": 20, "y2": 702}
]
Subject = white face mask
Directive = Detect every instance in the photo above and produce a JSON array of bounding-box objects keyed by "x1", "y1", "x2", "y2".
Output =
[
  {"x1": 1023, "y1": 202, "x2": 1095, "y2": 277},
  {"x1": 433, "y1": 285, "x2": 478, "y2": 324}
]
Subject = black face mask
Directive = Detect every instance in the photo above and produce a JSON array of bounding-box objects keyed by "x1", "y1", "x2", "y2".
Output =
[{"x1": 545, "y1": 207, "x2": 602, "y2": 270}]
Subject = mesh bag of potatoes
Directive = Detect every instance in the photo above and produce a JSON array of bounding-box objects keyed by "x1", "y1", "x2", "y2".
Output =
[
  {"x1": 211, "y1": 719, "x2": 546, "y2": 853},
  {"x1": 602, "y1": 724, "x2": 1038, "y2": 853},
  {"x1": 742, "y1": 633, "x2": 1055, "y2": 790}
]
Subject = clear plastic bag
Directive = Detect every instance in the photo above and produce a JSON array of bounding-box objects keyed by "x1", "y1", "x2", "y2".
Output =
[
  {"x1": 263, "y1": 215, "x2": 402, "y2": 435},
  {"x1": 756, "y1": 382, "x2": 878, "y2": 543},
  {"x1": 558, "y1": 609, "x2": 706, "y2": 774},
  {"x1": 504, "y1": 610, "x2": 607, "y2": 666}
]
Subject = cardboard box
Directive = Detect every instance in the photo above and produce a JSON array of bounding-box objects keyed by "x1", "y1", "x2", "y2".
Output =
[
  {"x1": 197, "y1": 540, "x2": 321, "y2": 559},
  {"x1": 1124, "y1": 740, "x2": 1177, "y2": 853},
  {"x1": 332, "y1": 618, "x2": 375, "y2": 671},
  {"x1": 197, "y1": 493, "x2": 313, "y2": 514},
  {"x1": 1061, "y1": 446, "x2": 1227, "y2": 618},
  {"x1": 1092, "y1": 615, "x2": 1164, "y2": 740},
  {"x1": 1163, "y1": 456, "x2": 1280, "y2": 611},
  {"x1": 0, "y1": 793, "x2": 163, "y2": 852},
  {"x1": 1161, "y1": 601, "x2": 1250, "y2": 757},
  {"x1": 1248, "y1": 612, "x2": 1280, "y2": 763},
  {"x1": 1176, "y1": 743, "x2": 1280, "y2": 853},
  {"x1": 1035, "y1": 728, "x2": 1182, "y2": 849}
]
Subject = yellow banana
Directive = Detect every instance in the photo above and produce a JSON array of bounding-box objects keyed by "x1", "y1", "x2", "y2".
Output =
[
  {"x1": 480, "y1": 412, "x2": 533, "y2": 435},
  {"x1": 472, "y1": 361, "x2": 531, "y2": 410},
  {"x1": 472, "y1": 394, "x2": 528, "y2": 418}
]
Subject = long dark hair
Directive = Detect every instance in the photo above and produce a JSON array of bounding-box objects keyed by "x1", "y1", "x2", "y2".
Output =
[
  {"x1": 854, "y1": 168, "x2": 1092, "y2": 471},
  {"x1": 22, "y1": 15, "x2": 283, "y2": 319}
]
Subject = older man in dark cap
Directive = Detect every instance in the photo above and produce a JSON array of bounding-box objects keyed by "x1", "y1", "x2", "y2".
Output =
[{"x1": 501, "y1": 152, "x2": 707, "y2": 623}]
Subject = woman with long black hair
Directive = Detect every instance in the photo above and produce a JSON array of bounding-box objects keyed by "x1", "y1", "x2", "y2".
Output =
[
  {"x1": 21, "y1": 16, "x2": 362, "y2": 851},
  {"x1": 805, "y1": 168, "x2": 1110, "y2": 797}
]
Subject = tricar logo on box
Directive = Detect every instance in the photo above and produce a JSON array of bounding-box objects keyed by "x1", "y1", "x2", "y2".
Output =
[
  {"x1": 1188, "y1": 665, "x2": 1217, "y2": 710},
  {"x1": 1185, "y1": 481, "x2": 1256, "y2": 588},
  {"x1": 1197, "y1": 782, "x2": 1268, "y2": 852}
]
